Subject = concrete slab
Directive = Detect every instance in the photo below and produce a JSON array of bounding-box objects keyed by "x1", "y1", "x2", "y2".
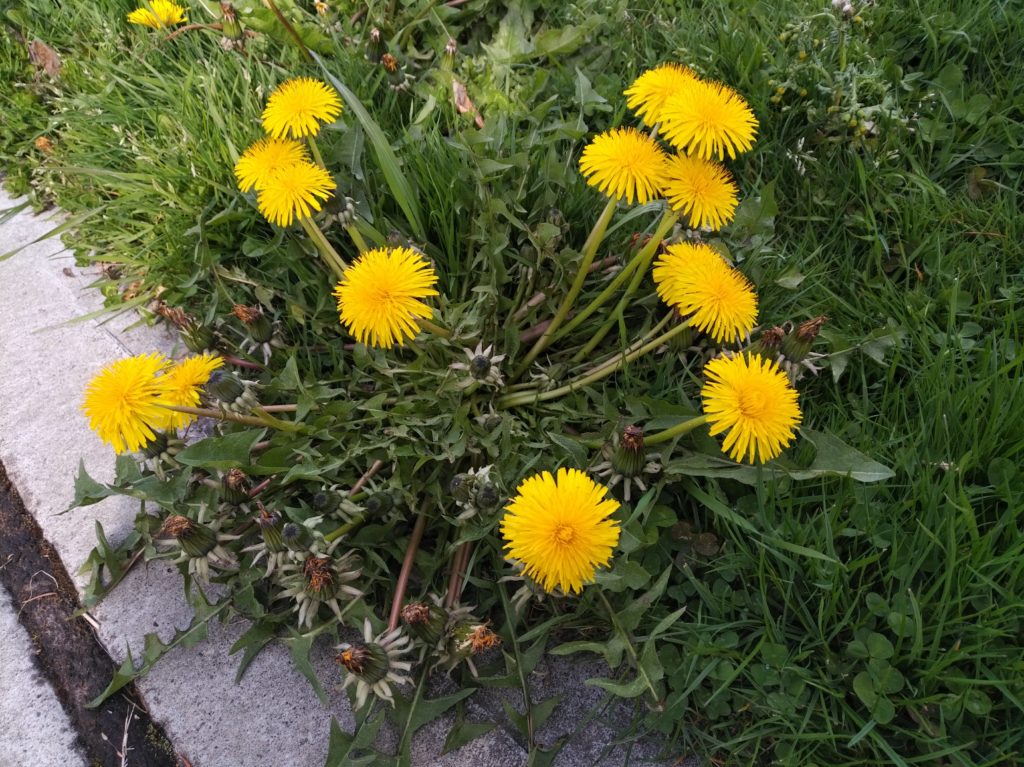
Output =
[
  {"x1": 0, "y1": 587, "x2": 87, "y2": 767},
  {"x1": 0, "y1": 187, "x2": 671, "y2": 766}
]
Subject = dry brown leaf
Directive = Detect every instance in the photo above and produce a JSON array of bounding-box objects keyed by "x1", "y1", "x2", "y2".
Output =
[
  {"x1": 28, "y1": 39, "x2": 61, "y2": 78},
  {"x1": 452, "y1": 79, "x2": 485, "y2": 129}
]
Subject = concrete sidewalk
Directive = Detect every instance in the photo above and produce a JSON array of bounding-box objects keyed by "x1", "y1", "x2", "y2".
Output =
[{"x1": 0, "y1": 188, "x2": 670, "y2": 767}]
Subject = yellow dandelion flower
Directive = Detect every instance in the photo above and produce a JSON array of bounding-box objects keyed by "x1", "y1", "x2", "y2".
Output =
[
  {"x1": 624, "y1": 63, "x2": 701, "y2": 125},
  {"x1": 660, "y1": 79, "x2": 758, "y2": 160},
  {"x1": 158, "y1": 353, "x2": 224, "y2": 429},
  {"x1": 256, "y1": 160, "x2": 335, "y2": 227},
  {"x1": 334, "y1": 247, "x2": 439, "y2": 349},
  {"x1": 127, "y1": 0, "x2": 188, "y2": 28},
  {"x1": 81, "y1": 353, "x2": 172, "y2": 454},
  {"x1": 660, "y1": 153, "x2": 739, "y2": 231},
  {"x1": 261, "y1": 77, "x2": 343, "y2": 139},
  {"x1": 701, "y1": 353, "x2": 801, "y2": 463},
  {"x1": 578, "y1": 128, "x2": 667, "y2": 205},
  {"x1": 652, "y1": 243, "x2": 757, "y2": 343},
  {"x1": 234, "y1": 137, "x2": 309, "y2": 193},
  {"x1": 501, "y1": 468, "x2": 621, "y2": 595}
]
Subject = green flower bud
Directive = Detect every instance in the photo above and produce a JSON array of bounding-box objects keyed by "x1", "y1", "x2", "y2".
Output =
[
  {"x1": 781, "y1": 316, "x2": 828, "y2": 362},
  {"x1": 205, "y1": 370, "x2": 245, "y2": 403},
  {"x1": 366, "y1": 28, "x2": 386, "y2": 63},
  {"x1": 450, "y1": 474, "x2": 476, "y2": 504},
  {"x1": 336, "y1": 641, "x2": 389, "y2": 684},
  {"x1": 612, "y1": 425, "x2": 647, "y2": 478},
  {"x1": 365, "y1": 492, "x2": 394, "y2": 515},
  {"x1": 400, "y1": 601, "x2": 448, "y2": 645},
  {"x1": 163, "y1": 515, "x2": 218, "y2": 559},
  {"x1": 221, "y1": 468, "x2": 251, "y2": 505},
  {"x1": 474, "y1": 482, "x2": 500, "y2": 510},
  {"x1": 282, "y1": 522, "x2": 312, "y2": 551}
]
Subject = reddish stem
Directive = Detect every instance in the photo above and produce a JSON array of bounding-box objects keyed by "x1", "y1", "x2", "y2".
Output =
[
  {"x1": 388, "y1": 506, "x2": 429, "y2": 631},
  {"x1": 248, "y1": 478, "x2": 272, "y2": 498},
  {"x1": 349, "y1": 459, "x2": 384, "y2": 497},
  {"x1": 445, "y1": 541, "x2": 472, "y2": 608},
  {"x1": 222, "y1": 355, "x2": 265, "y2": 371}
]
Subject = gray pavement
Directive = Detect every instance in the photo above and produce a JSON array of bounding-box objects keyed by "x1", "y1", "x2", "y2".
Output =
[{"x1": 0, "y1": 188, "x2": 671, "y2": 766}]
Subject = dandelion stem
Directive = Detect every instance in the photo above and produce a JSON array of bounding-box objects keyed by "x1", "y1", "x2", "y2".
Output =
[
  {"x1": 158, "y1": 404, "x2": 298, "y2": 430},
  {"x1": 323, "y1": 513, "x2": 367, "y2": 543},
  {"x1": 388, "y1": 502, "x2": 430, "y2": 631},
  {"x1": 556, "y1": 209, "x2": 677, "y2": 344},
  {"x1": 345, "y1": 224, "x2": 370, "y2": 254},
  {"x1": 644, "y1": 414, "x2": 709, "y2": 446},
  {"x1": 306, "y1": 136, "x2": 326, "y2": 169},
  {"x1": 571, "y1": 210, "x2": 678, "y2": 363},
  {"x1": 419, "y1": 317, "x2": 452, "y2": 340},
  {"x1": 445, "y1": 542, "x2": 472, "y2": 608},
  {"x1": 497, "y1": 318, "x2": 691, "y2": 409},
  {"x1": 299, "y1": 216, "x2": 347, "y2": 277},
  {"x1": 512, "y1": 196, "x2": 618, "y2": 380}
]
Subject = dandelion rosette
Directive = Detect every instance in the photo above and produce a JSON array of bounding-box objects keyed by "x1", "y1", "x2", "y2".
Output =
[
  {"x1": 234, "y1": 137, "x2": 309, "y2": 193},
  {"x1": 82, "y1": 353, "x2": 173, "y2": 454},
  {"x1": 660, "y1": 153, "x2": 739, "y2": 231},
  {"x1": 624, "y1": 63, "x2": 700, "y2": 125},
  {"x1": 261, "y1": 77, "x2": 343, "y2": 139},
  {"x1": 127, "y1": 0, "x2": 188, "y2": 28},
  {"x1": 701, "y1": 353, "x2": 802, "y2": 463},
  {"x1": 334, "y1": 246, "x2": 439, "y2": 349},
  {"x1": 653, "y1": 243, "x2": 758, "y2": 344},
  {"x1": 158, "y1": 353, "x2": 224, "y2": 429},
  {"x1": 256, "y1": 160, "x2": 335, "y2": 227},
  {"x1": 660, "y1": 79, "x2": 758, "y2": 160},
  {"x1": 578, "y1": 128, "x2": 667, "y2": 205},
  {"x1": 501, "y1": 468, "x2": 621, "y2": 594}
]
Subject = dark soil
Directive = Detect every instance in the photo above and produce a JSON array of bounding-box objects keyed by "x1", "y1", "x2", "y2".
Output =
[{"x1": 0, "y1": 460, "x2": 183, "y2": 767}]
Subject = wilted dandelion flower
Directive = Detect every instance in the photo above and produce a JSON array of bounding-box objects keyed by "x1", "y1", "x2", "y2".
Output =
[
  {"x1": 624, "y1": 63, "x2": 700, "y2": 125},
  {"x1": 234, "y1": 137, "x2": 308, "y2": 193},
  {"x1": 159, "y1": 353, "x2": 224, "y2": 429},
  {"x1": 653, "y1": 243, "x2": 757, "y2": 343},
  {"x1": 256, "y1": 160, "x2": 335, "y2": 227},
  {"x1": 661, "y1": 79, "x2": 758, "y2": 160},
  {"x1": 579, "y1": 128, "x2": 667, "y2": 205},
  {"x1": 261, "y1": 77, "x2": 342, "y2": 139},
  {"x1": 501, "y1": 468, "x2": 621, "y2": 595},
  {"x1": 127, "y1": 0, "x2": 188, "y2": 28},
  {"x1": 82, "y1": 353, "x2": 172, "y2": 454},
  {"x1": 701, "y1": 353, "x2": 801, "y2": 463},
  {"x1": 334, "y1": 247, "x2": 439, "y2": 349},
  {"x1": 660, "y1": 154, "x2": 739, "y2": 231},
  {"x1": 336, "y1": 618, "x2": 413, "y2": 708}
]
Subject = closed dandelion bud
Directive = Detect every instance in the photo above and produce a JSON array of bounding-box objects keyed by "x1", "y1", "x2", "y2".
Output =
[
  {"x1": 450, "y1": 473, "x2": 476, "y2": 504},
  {"x1": 474, "y1": 482, "x2": 500, "y2": 510},
  {"x1": 450, "y1": 622, "x2": 501, "y2": 660},
  {"x1": 256, "y1": 507, "x2": 285, "y2": 552},
  {"x1": 163, "y1": 515, "x2": 218, "y2": 559},
  {"x1": 205, "y1": 370, "x2": 244, "y2": 403},
  {"x1": 337, "y1": 641, "x2": 389, "y2": 685},
  {"x1": 400, "y1": 602, "x2": 448, "y2": 645},
  {"x1": 366, "y1": 28, "x2": 386, "y2": 63},
  {"x1": 469, "y1": 355, "x2": 492, "y2": 380},
  {"x1": 220, "y1": 2, "x2": 243, "y2": 40},
  {"x1": 221, "y1": 468, "x2": 251, "y2": 505},
  {"x1": 365, "y1": 492, "x2": 394, "y2": 515},
  {"x1": 323, "y1": 195, "x2": 357, "y2": 229},
  {"x1": 442, "y1": 38, "x2": 457, "y2": 71},
  {"x1": 782, "y1": 316, "x2": 828, "y2": 362},
  {"x1": 613, "y1": 425, "x2": 647, "y2": 478},
  {"x1": 182, "y1": 322, "x2": 216, "y2": 354},
  {"x1": 232, "y1": 304, "x2": 273, "y2": 343},
  {"x1": 750, "y1": 326, "x2": 785, "y2": 359},
  {"x1": 282, "y1": 522, "x2": 312, "y2": 551}
]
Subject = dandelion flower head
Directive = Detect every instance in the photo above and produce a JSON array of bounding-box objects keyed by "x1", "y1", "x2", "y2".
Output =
[
  {"x1": 127, "y1": 0, "x2": 188, "y2": 28},
  {"x1": 261, "y1": 77, "x2": 343, "y2": 139},
  {"x1": 653, "y1": 243, "x2": 757, "y2": 343},
  {"x1": 501, "y1": 468, "x2": 621, "y2": 595},
  {"x1": 81, "y1": 353, "x2": 172, "y2": 454},
  {"x1": 579, "y1": 128, "x2": 667, "y2": 205},
  {"x1": 159, "y1": 353, "x2": 224, "y2": 429},
  {"x1": 334, "y1": 247, "x2": 439, "y2": 349},
  {"x1": 701, "y1": 353, "x2": 801, "y2": 463},
  {"x1": 624, "y1": 63, "x2": 700, "y2": 125},
  {"x1": 234, "y1": 137, "x2": 309, "y2": 193},
  {"x1": 256, "y1": 160, "x2": 335, "y2": 227},
  {"x1": 660, "y1": 153, "x2": 739, "y2": 231},
  {"x1": 660, "y1": 79, "x2": 758, "y2": 160}
]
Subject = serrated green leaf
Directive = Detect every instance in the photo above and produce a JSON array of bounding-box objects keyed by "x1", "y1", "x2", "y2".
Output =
[
  {"x1": 442, "y1": 720, "x2": 496, "y2": 755},
  {"x1": 283, "y1": 632, "x2": 328, "y2": 704},
  {"x1": 176, "y1": 429, "x2": 267, "y2": 470},
  {"x1": 228, "y1": 621, "x2": 278, "y2": 684}
]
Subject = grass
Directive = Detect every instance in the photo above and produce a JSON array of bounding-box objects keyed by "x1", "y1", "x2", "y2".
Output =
[{"x1": 3, "y1": 0, "x2": 1023, "y2": 764}]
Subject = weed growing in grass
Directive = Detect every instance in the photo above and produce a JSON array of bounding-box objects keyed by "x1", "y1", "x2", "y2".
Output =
[{"x1": 3, "y1": 0, "x2": 1023, "y2": 765}]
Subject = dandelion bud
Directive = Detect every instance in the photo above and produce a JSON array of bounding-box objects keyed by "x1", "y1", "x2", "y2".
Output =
[
  {"x1": 450, "y1": 473, "x2": 476, "y2": 504},
  {"x1": 232, "y1": 304, "x2": 273, "y2": 343},
  {"x1": 323, "y1": 195, "x2": 357, "y2": 229},
  {"x1": 282, "y1": 522, "x2": 312, "y2": 550},
  {"x1": 474, "y1": 482, "x2": 500, "y2": 510},
  {"x1": 469, "y1": 355, "x2": 492, "y2": 380},
  {"x1": 750, "y1": 326, "x2": 785, "y2": 359},
  {"x1": 449, "y1": 622, "x2": 501, "y2": 661},
  {"x1": 220, "y1": 3, "x2": 243, "y2": 40},
  {"x1": 205, "y1": 369, "x2": 245, "y2": 402},
  {"x1": 366, "y1": 27, "x2": 386, "y2": 64},
  {"x1": 365, "y1": 492, "x2": 394, "y2": 515},
  {"x1": 381, "y1": 53, "x2": 399, "y2": 74},
  {"x1": 312, "y1": 491, "x2": 332, "y2": 510},
  {"x1": 442, "y1": 38, "x2": 457, "y2": 71},
  {"x1": 182, "y1": 322, "x2": 216, "y2": 354},
  {"x1": 256, "y1": 506, "x2": 285, "y2": 552},
  {"x1": 221, "y1": 468, "x2": 251, "y2": 505},
  {"x1": 314, "y1": 0, "x2": 329, "y2": 15},
  {"x1": 163, "y1": 515, "x2": 218, "y2": 559},
  {"x1": 782, "y1": 316, "x2": 827, "y2": 362},
  {"x1": 612, "y1": 425, "x2": 647, "y2": 478},
  {"x1": 400, "y1": 601, "x2": 448, "y2": 645},
  {"x1": 336, "y1": 642, "x2": 390, "y2": 684}
]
